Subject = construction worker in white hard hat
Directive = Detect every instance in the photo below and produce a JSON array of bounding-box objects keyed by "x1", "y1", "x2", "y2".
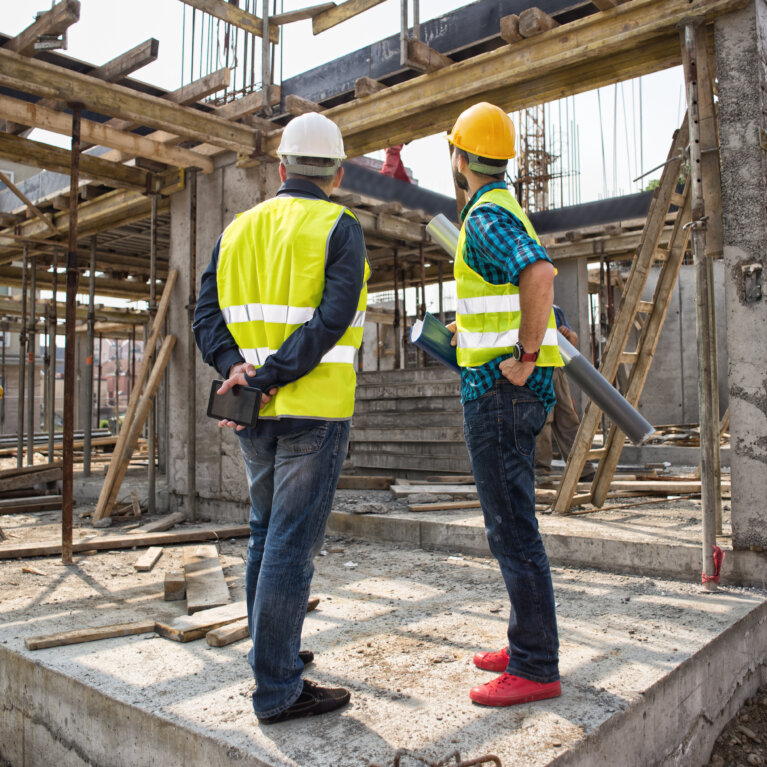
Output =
[
  {"x1": 446, "y1": 102, "x2": 564, "y2": 707},
  {"x1": 194, "y1": 111, "x2": 369, "y2": 724}
]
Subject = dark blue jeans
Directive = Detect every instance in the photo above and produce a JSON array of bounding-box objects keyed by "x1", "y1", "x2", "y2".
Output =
[
  {"x1": 237, "y1": 420, "x2": 350, "y2": 718},
  {"x1": 463, "y1": 378, "x2": 560, "y2": 684}
]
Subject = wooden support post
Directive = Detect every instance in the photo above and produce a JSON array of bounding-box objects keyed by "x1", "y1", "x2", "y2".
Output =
[
  {"x1": 393, "y1": 250, "x2": 401, "y2": 369},
  {"x1": 83, "y1": 237, "x2": 96, "y2": 477},
  {"x1": 62, "y1": 106, "x2": 82, "y2": 565},
  {"x1": 2, "y1": 0, "x2": 80, "y2": 56},
  {"x1": 26, "y1": 257, "x2": 36, "y2": 467},
  {"x1": 500, "y1": 14, "x2": 523, "y2": 43},
  {"x1": 354, "y1": 77, "x2": 386, "y2": 99},
  {"x1": 16, "y1": 248, "x2": 28, "y2": 469},
  {"x1": 682, "y1": 22, "x2": 719, "y2": 591},
  {"x1": 187, "y1": 170, "x2": 198, "y2": 522},
  {"x1": 284, "y1": 94, "x2": 322, "y2": 115}
]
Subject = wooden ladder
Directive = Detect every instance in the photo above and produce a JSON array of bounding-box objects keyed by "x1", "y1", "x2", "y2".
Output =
[{"x1": 553, "y1": 119, "x2": 693, "y2": 513}]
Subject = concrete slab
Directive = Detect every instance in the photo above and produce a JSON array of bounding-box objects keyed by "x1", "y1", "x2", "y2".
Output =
[{"x1": 1, "y1": 510, "x2": 767, "y2": 767}]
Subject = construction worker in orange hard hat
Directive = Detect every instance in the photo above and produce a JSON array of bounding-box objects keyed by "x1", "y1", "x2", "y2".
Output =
[{"x1": 445, "y1": 102, "x2": 565, "y2": 709}]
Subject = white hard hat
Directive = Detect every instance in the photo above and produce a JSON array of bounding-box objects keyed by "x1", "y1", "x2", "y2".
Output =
[{"x1": 277, "y1": 112, "x2": 346, "y2": 162}]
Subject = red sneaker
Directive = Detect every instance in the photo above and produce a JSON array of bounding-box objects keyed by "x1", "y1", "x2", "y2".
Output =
[
  {"x1": 473, "y1": 647, "x2": 510, "y2": 672},
  {"x1": 470, "y1": 673, "x2": 561, "y2": 707}
]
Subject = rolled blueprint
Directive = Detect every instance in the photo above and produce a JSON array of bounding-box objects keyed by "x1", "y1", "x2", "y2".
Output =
[{"x1": 425, "y1": 214, "x2": 655, "y2": 445}]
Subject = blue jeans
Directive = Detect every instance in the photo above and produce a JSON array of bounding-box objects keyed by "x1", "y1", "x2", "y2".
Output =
[
  {"x1": 463, "y1": 378, "x2": 560, "y2": 683},
  {"x1": 237, "y1": 419, "x2": 350, "y2": 718}
]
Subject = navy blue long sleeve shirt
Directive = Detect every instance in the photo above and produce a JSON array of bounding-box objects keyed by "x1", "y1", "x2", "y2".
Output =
[{"x1": 193, "y1": 178, "x2": 367, "y2": 436}]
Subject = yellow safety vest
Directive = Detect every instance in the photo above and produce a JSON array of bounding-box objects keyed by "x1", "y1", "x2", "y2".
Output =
[
  {"x1": 217, "y1": 196, "x2": 369, "y2": 420},
  {"x1": 454, "y1": 188, "x2": 563, "y2": 369}
]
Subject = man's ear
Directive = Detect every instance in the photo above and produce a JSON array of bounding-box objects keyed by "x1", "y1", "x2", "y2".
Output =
[
  {"x1": 331, "y1": 165, "x2": 344, "y2": 191},
  {"x1": 278, "y1": 162, "x2": 287, "y2": 182}
]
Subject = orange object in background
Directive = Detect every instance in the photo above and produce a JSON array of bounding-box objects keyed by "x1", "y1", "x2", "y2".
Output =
[{"x1": 380, "y1": 145, "x2": 411, "y2": 183}]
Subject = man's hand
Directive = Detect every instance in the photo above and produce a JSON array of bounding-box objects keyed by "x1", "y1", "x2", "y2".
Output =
[
  {"x1": 217, "y1": 363, "x2": 277, "y2": 431},
  {"x1": 446, "y1": 321, "x2": 458, "y2": 347},
  {"x1": 558, "y1": 325, "x2": 578, "y2": 346},
  {"x1": 499, "y1": 357, "x2": 536, "y2": 387}
]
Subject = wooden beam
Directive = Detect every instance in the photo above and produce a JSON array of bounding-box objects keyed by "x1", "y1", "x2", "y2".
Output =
[
  {"x1": 179, "y1": 0, "x2": 280, "y2": 43},
  {"x1": 354, "y1": 76, "x2": 386, "y2": 98},
  {"x1": 0, "y1": 132, "x2": 148, "y2": 190},
  {"x1": 215, "y1": 86, "x2": 281, "y2": 120},
  {"x1": 0, "y1": 170, "x2": 57, "y2": 235},
  {"x1": 271, "y1": 3, "x2": 335, "y2": 24},
  {"x1": 258, "y1": 0, "x2": 738, "y2": 162},
  {"x1": 591, "y1": 0, "x2": 619, "y2": 9},
  {"x1": 518, "y1": 7, "x2": 560, "y2": 37},
  {"x1": 134, "y1": 546, "x2": 163, "y2": 572},
  {"x1": 166, "y1": 67, "x2": 231, "y2": 105},
  {"x1": 0, "y1": 96, "x2": 214, "y2": 173},
  {"x1": 183, "y1": 544, "x2": 230, "y2": 614},
  {"x1": 312, "y1": 0, "x2": 386, "y2": 35},
  {"x1": 500, "y1": 14, "x2": 523, "y2": 44},
  {"x1": 156, "y1": 601, "x2": 247, "y2": 642},
  {"x1": 90, "y1": 38, "x2": 160, "y2": 81},
  {"x1": 285, "y1": 93, "x2": 322, "y2": 115},
  {"x1": 3, "y1": 0, "x2": 80, "y2": 56},
  {"x1": 0, "y1": 48, "x2": 258, "y2": 154},
  {"x1": 404, "y1": 39, "x2": 454, "y2": 73},
  {"x1": 24, "y1": 620, "x2": 156, "y2": 651}
]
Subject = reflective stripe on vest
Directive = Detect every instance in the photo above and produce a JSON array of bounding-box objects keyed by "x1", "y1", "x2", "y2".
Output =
[
  {"x1": 453, "y1": 187, "x2": 563, "y2": 369},
  {"x1": 217, "y1": 196, "x2": 369, "y2": 420}
]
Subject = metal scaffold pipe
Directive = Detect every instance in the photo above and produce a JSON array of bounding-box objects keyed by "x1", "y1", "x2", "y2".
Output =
[
  {"x1": 26, "y1": 256, "x2": 36, "y2": 466},
  {"x1": 425, "y1": 214, "x2": 654, "y2": 446},
  {"x1": 83, "y1": 236, "x2": 96, "y2": 477},
  {"x1": 16, "y1": 246, "x2": 28, "y2": 468}
]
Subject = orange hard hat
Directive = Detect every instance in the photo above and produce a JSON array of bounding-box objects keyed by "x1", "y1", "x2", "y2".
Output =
[{"x1": 447, "y1": 102, "x2": 516, "y2": 160}]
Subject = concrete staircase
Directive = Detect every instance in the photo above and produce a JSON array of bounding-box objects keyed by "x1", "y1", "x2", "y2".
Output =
[{"x1": 350, "y1": 368, "x2": 470, "y2": 477}]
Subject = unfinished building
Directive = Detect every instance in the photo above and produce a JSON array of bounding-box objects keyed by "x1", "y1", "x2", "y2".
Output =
[{"x1": 1, "y1": 0, "x2": 766, "y2": 764}]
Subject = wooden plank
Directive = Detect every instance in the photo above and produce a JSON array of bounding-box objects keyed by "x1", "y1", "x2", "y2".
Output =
[
  {"x1": 0, "y1": 132, "x2": 148, "y2": 190},
  {"x1": 0, "y1": 461, "x2": 63, "y2": 480},
  {"x1": 3, "y1": 0, "x2": 80, "y2": 56},
  {"x1": 128, "y1": 511, "x2": 186, "y2": 535},
  {"x1": 0, "y1": 170, "x2": 57, "y2": 235},
  {"x1": 336, "y1": 475, "x2": 394, "y2": 490},
  {"x1": 409, "y1": 499, "x2": 481, "y2": 512},
  {"x1": 90, "y1": 38, "x2": 160, "y2": 81},
  {"x1": 272, "y1": 3, "x2": 335, "y2": 24},
  {"x1": 94, "y1": 273, "x2": 177, "y2": 520},
  {"x1": 404, "y1": 39, "x2": 454, "y2": 73},
  {"x1": 500, "y1": 14, "x2": 523, "y2": 43},
  {"x1": 164, "y1": 570, "x2": 186, "y2": 601},
  {"x1": 0, "y1": 524, "x2": 250, "y2": 560},
  {"x1": 590, "y1": 0, "x2": 618, "y2": 10},
  {"x1": 426, "y1": 475, "x2": 475, "y2": 484},
  {"x1": 0, "y1": 467, "x2": 62, "y2": 493},
  {"x1": 215, "y1": 86, "x2": 281, "y2": 120},
  {"x1": 156, "y1": 600, "x2": 246, "y2": 642},
  {"x1": 354, "y1": 76, "x2": 386, "y2": 98},
  {"x1": 312, "y1": 0, "x2": 386, "y2": 34},
  {"x1": 519, "y1": 7, "x2": 560, "y2": 37},
  {"x1": 25, "y1": 619, "x2": 156, "y2": 651},
  {"x1": 179, "y1": 0, "x2": 280, "y2": 43},
  {"x1": 183, "y1": 544, "x2": 231, "y2": 615},
  {"x1": 206, "y1": 617, "x2": 248, "y2": 647},
  {"x1": 390, "y1": 484, "x2": 477, "y2": 497},
  {"x1": 0, "y1": 49, "x2": 258, "y2": 154},
  {"x1": 0, "y1": 96, "x2": 214, "y2": 173},
  {"x1": 285, "y1": 94, "x2": 322, "y2": 115},
  {"x1": 134, "y1": 546, "x2": 163, "y2": 572},
  {"x1": 0, "y1": 496, "x2": 62, "y2": 515}
]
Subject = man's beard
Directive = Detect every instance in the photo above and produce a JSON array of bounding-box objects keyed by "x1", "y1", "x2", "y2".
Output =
[{"x1": 453, "y1": 169, "x2": 469, "y2": 191}]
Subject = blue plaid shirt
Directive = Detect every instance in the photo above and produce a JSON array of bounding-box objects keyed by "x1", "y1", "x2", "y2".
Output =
[{"x1": 459, "y1": 181, "x2": 556, "y2": 412}]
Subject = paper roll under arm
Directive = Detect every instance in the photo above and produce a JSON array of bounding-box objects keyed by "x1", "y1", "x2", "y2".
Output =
[{"x1": 425, "y1": 214, "x2": 655, "y2": 445}]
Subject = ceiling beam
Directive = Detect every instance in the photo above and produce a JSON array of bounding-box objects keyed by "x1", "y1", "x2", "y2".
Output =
[
  {"x1": 0, "y1": 48, "x2": 258, "y2": 154},
  {"x1": 0, "y1": 96, "x2": 214, "y2": 173},
  {"x1": 0, "y1": 265, "x2": 153, "y2": 300},
  {"x1": 271, "y1": 3, "x2": 335, "y2": 25},
  {"x1": 90, "y1": 38, "x2": 160, "y2": 82},
  {"x1": 312, "y1": 0, "x2": 386, "y2": 35},
  {"x1": 179, "y1": 0, "x2": 280, "y2": 44},
  {"x1": 2, "y1": 0, "x2": 80, "y2": 56},
  {"x1": 256, "y1": 0, "x2": 744, "y2": 161},
  {"x1": 0, "y1": 170, "x2": 58, "y2": 235}
]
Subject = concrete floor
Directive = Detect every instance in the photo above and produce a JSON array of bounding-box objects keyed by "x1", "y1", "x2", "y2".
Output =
[{"x1": 1, "y1": 498, "x2": 767, "y2": 766}]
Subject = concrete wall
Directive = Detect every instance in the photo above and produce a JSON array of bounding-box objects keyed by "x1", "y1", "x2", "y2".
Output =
[
  {"x1": 167, "y1": 158, "x2": 280, "y2": 522},
  {"x1": 716, "y1": 1, "x2": 767, "y2": 550}
]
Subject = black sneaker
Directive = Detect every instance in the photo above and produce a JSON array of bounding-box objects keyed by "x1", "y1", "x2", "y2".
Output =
[
  {"x1": 298, "y1": 649, "x2": 314, "y2": 667},
  {"x1": 258, "y1": 679, "x2": 351, "y2": 724}
]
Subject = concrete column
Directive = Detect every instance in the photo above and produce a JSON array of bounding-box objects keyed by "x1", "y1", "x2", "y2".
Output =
[
  {"x1": 166, "y1": 157, "x2": 280, "y2": 519},
  {"x1": 554, "y1": 258, "x2": 590, "y2": 414},
  {"x1": 716, "y1": 1, "x2": 767, "y2": 549}
]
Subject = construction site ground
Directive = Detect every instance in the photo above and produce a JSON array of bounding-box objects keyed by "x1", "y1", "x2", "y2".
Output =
[{"x1": 2, "y1": 477, "x2": 767, "y2": 766}]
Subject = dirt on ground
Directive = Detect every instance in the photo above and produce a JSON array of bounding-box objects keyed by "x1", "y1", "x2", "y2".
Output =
[{"x1": 707, "y1": 689, "x2": 767, "y2": 767}]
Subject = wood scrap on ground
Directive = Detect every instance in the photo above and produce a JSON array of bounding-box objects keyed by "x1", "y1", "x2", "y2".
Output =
[
  {"x1": 0, "y1": 495, "x2": 63, "y2": 514},
  {"x1": 164, "y1": 570, "x2": 186, "y2": 601},
  {"x1": 25, "y1": 620, "x2": 157, "y2": 650},
  {"x1": 133, "y1": 546, "x2": 163, "y2": 572},
  {"x1": 336, "y1": 475, "x2": 394, "y2": 490},
  {"x1": 183, "y1": 544, "x2": 231, "y2": 615},
  {"x1": 155, "y1": 600, "x2": 247, "y2": 643},
  {"x1": 128, "y1": 511, "x2": 185, "y2": 535},
  {"x1": 22, "y1": 565, "x2": 47, "y2": 576}
]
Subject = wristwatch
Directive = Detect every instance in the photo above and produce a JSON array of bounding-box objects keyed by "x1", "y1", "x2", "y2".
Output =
[{"x1": 512, "y1": 341, "x2": 539, "y2": 363}]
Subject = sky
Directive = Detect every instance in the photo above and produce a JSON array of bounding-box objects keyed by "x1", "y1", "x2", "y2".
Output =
[{"x1": 4, "y1": 0, "x2": 687, "y2": 204}]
